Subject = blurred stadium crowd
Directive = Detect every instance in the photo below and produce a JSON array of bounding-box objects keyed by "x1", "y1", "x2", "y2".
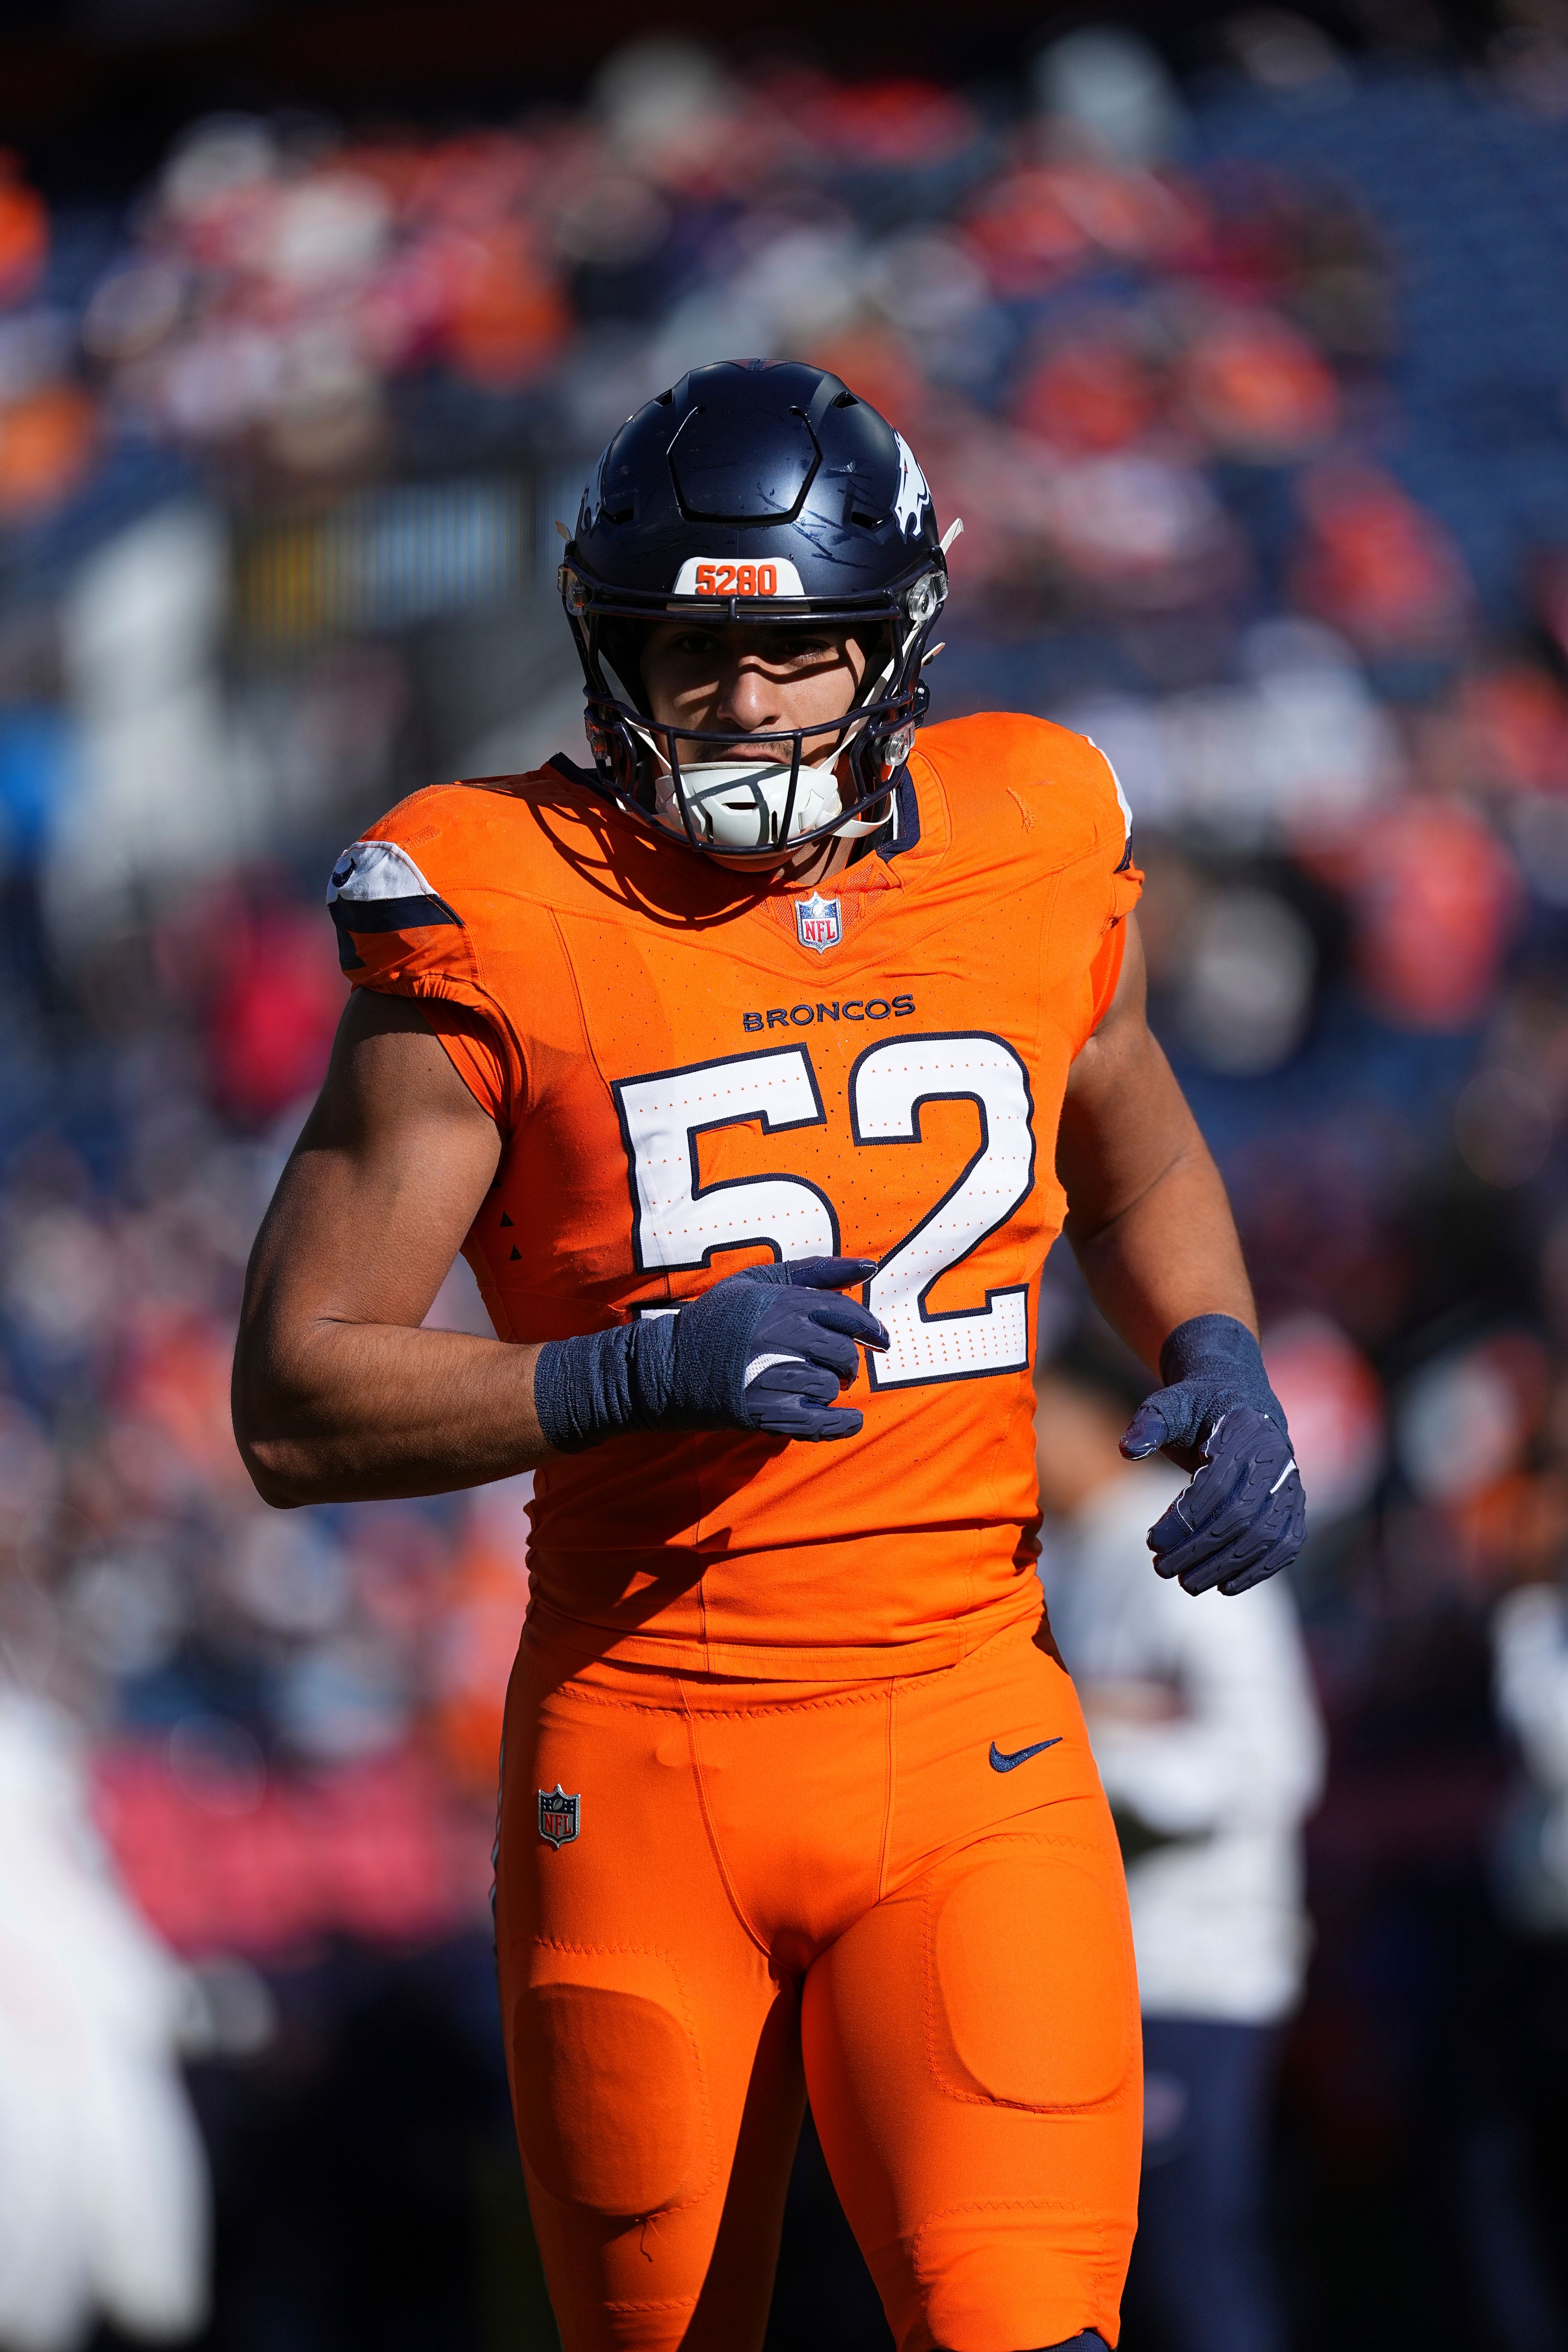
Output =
[{"x1": 6, "y1": 11, "x2": 1568, "y2": 2350}]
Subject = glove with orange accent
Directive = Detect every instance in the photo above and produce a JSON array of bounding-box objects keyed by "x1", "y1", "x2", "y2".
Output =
[
  {"x1": 1120, "y1": 1314, "x2": 1306, "y2": 1597},
  {"x1": 534, "y1": 1257, "x2": 886, "y2": 1452}
]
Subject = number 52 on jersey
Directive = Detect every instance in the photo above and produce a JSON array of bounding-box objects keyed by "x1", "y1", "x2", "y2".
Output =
[{"x1": 612, "y1": 1032, "x2": 1036, "y2": 1392}]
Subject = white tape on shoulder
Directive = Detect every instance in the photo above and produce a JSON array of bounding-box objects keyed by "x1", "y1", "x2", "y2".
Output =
[{"x1": 327, "y1": 839, "x2": 443, "y2": 906}]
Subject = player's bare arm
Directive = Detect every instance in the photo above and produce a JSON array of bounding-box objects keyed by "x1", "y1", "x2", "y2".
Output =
[
  {"x1": 233, "y1": 990, "x2": 545, "y2": 1506},
  {"x1": 1058, "y1": 910, "x2": 1255, "y2": 1368}
]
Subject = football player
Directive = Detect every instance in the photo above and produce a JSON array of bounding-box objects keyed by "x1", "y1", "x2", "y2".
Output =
[{"x1": 233, "y1": 361, "x2": 1305, "y2": 2352}]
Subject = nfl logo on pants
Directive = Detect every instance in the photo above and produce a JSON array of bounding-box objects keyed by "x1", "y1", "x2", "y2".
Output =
[
  {"x1": 795, "y1": 892, "x2": 841, "y2": 953},
  {"x1": 538, "y1": 1784, "x2": 580, "y2": 1848}
]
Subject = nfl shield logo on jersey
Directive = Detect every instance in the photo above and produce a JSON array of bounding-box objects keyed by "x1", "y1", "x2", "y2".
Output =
[
  {"x1": 795, "y1": 892, "x2": 842, "y2": 953},
  {"x1": 538, "y1": 1784, "x2": 580, "y2": 1849}
]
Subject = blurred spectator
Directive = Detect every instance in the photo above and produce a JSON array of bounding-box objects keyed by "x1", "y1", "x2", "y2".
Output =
[
  {"x1": 1481, "y1": 1510, "x2": 1568, "y2": 2345},
  {"x1": 0, "y1": 1683, "x2": 209, "y2": 2351},
  {"x1": 1494, "y1": 1579, "x2": 1568, "y2": 1932},
  {"x1": 1037, "y1": 1357, "x2": 1323, "y2": 2352},
  {"x1": 1291, "y1": 464, "x2": 1473, "y2": 656},
  {"x1": 1033, "y1": 28, "x2": 1185, "y2": 167}
]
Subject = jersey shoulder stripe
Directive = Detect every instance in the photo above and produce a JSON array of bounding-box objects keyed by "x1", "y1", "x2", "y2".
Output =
[
  {"x1": 327, "y1": 770, "x2": 571, "y2": 983},
  {"x1": 325, "y1": 773, "x2": 582, "y2": 1132},
  {"x1": 325, "y1": 779, "x2": 532, "y2": 999}
]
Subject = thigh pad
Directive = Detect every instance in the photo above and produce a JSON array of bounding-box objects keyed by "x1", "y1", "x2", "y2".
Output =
[
  {"x1": 927, "y1": 1836, "x2": 1137, "y2": 2111},
  {"x1": 511, "y1": 1942, "x2": 717, "y2": 2219}
]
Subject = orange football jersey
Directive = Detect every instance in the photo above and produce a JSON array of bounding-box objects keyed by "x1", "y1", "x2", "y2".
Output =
[{"x1": 329, "y1": 713, "x2": 1140, "y2": 1675}]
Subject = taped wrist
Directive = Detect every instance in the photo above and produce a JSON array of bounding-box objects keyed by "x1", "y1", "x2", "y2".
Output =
[
  {"x1": 534, "y1": 1321, "x2": 676, "y2": 1455},
  {"x1": 534, "y1": 1278, "x2": 778, "y2": 1453},
  {"x1": 1158, "y1": 1313, "x2": 1283, "y2": 1425}
]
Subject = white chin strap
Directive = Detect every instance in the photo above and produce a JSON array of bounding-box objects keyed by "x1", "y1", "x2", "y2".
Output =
[{"x1": 651, "y1": 757, "x2": 887, "y2": 851}]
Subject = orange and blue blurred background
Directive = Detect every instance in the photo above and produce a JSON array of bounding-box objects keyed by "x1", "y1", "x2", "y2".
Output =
[{"x1": 4, "y1": 3, "x2": 1568, "y2": 2347}]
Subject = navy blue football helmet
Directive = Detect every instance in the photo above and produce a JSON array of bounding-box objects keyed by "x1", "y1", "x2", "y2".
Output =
[{"x1": 558, "y1": 359, "x2": 952, "y2": 860}]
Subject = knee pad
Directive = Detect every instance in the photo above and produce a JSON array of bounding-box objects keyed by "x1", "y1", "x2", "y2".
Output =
[{"x1": 509, "y1": 1941, "x2": 716, "y2": 2218}]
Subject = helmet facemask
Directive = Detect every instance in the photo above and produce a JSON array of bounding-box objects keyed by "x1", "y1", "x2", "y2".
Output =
[{"x1": 564, "y1": 568, "x2": 945, "y2": 862}]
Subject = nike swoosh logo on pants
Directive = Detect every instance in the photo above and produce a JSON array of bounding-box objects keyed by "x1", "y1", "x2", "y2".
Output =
[{"x1": 988, "y1": 1737, "x2": 1063, "y2": 1773}]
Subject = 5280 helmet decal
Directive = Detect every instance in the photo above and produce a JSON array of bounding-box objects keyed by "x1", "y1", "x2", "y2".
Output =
[{"x1": 557, "y1": 360, "x2": 958, "y2": 861}]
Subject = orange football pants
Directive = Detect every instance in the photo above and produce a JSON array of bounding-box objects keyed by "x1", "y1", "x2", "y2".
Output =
[{"x1": 494, "y1": 1612, "x2": 1141, "y2": 2352}]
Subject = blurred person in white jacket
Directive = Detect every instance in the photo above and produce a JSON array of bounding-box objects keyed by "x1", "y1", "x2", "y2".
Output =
[
  {"x1": 1036, "y1": 1359, "x2": 1325, "y2": 2352},
  {"x1": 1494, "y1": 1579, "x2": 1568, "y2": 1933},
  {"x1": 0, "y1": 1687, "x2": 209, "y2": 2352}
]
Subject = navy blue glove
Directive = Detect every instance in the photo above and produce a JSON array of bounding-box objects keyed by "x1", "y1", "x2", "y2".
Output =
[
  {"x1": 534, "y1": 1257, "x2": 887, "y2": 1453},
  {"x1": 1120, "y1": 1314, "x2": 1306, "y2": 1597}
]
